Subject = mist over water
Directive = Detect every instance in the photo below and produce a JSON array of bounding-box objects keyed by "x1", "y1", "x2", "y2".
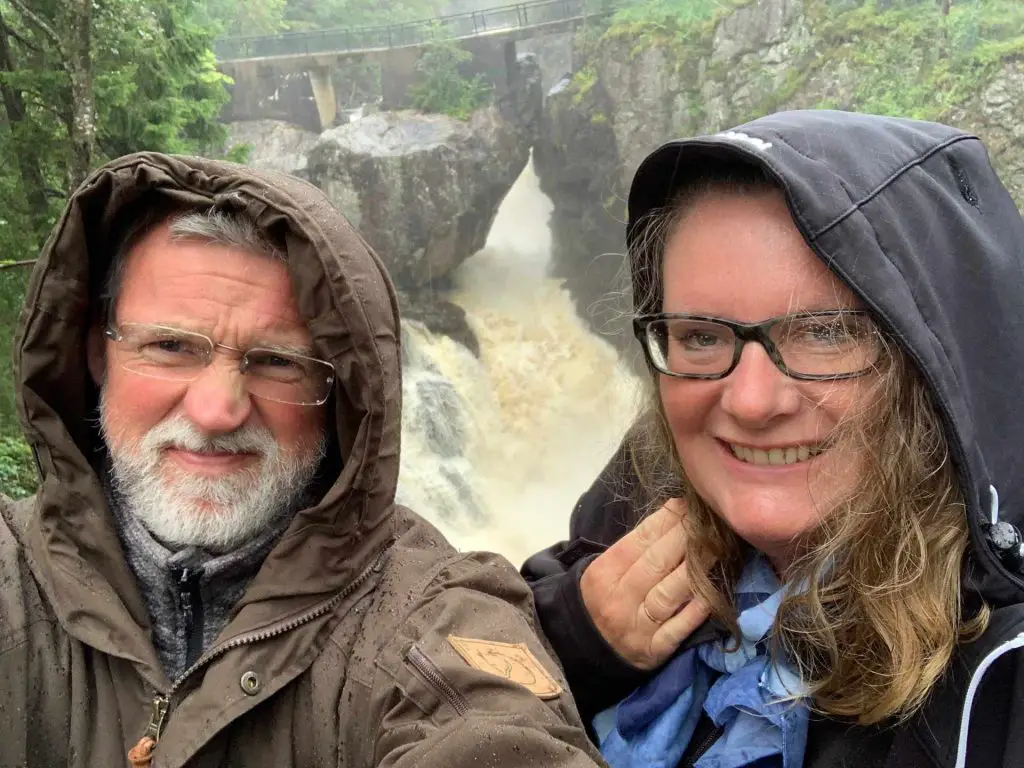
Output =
[{"x1": 397, "y1": 157, "x2": 641, "y2": 566}]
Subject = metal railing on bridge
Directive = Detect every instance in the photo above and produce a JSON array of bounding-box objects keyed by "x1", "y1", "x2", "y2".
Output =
[{"x1": 214, "y1": 0, "x2": 618, "y2": 62}]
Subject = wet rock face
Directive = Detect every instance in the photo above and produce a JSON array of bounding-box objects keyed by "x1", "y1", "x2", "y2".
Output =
[
  {"x1": 534, "y1": 74, "x2": 633, "y2": 362},
  {"x1": 535, "y1": 0, "x2": 1024, "y2": 358},
  {"x1": 397, "y1": 289, "x2": 481, "y2": 358},
  {"x1": 305, "y1": 54, "x2": 542, "y2": 294},
  {"x1": 307, "y1": 109, "x2": 511, "y2": 289}
]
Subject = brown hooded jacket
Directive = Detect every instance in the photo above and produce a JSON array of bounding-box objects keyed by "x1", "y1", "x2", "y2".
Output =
[{"x1": 0, "y1": 153, "x2": 605, "y2": 768}]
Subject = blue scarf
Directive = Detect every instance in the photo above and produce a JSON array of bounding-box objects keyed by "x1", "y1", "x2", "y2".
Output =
[{"x1": 593, "y1": 556, "x2": 809, "y2": 768}]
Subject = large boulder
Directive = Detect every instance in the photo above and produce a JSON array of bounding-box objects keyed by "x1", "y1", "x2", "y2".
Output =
[{"x1": 304, "y1": 54, "x2": 542, "y2": 293}]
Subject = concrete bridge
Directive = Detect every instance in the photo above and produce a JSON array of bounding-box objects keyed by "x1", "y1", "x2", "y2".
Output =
[{"x1": 216, "y1": 0, "x2": 615, "y2": 131}]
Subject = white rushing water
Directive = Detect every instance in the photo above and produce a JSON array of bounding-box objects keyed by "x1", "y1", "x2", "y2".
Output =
[{"x1": 396, "y1": 157, "x2": 641, "y2": 566}]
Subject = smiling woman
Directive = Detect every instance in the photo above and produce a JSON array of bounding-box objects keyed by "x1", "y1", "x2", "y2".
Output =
[
  {"x1": 523, "y1": 110, "x2": 1024, "y2": 768},
  {"x1": 652, "y1": 185, "x2": 884, "y2": 572},
  {"x1": 624, "y1": 165, "x2": 984, "y2": 734}
]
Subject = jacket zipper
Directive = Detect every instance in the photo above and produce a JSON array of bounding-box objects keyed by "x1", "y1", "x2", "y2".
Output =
[
  {"x1": 954, "y1": 630, "x2": 1024, "y2": 768},
  {"x1": 130, "y1": 550, "x2": 387, "y2": 764},
  {"x1": 406, "y1": 645, "x2": 471, "y2": 716},
  {"x1": 145, "y1": 695, "x2": 170, "y2": 739},
  {"x1": 127, "y1": 697, "x2": 168, "y2": 767},
  {"x1": 176, "y1": 568, "x2": 203, "y2": 669},
  {"x1": 681, "y1": 723, "x2": 724, "y2": 768}
]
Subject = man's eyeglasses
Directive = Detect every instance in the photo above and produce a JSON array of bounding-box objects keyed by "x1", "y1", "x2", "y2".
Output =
[
  {"x1": 104, "y1": 323, "x2": 335, "y2": 406},
  {"x1": 633, "y1": 310, "x2": 883, "y2": 381}
]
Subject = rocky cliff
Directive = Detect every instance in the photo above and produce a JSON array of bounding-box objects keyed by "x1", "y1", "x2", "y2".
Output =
[{"x1": 537, "y1": 0, "x2": 1024, "y2": 350}]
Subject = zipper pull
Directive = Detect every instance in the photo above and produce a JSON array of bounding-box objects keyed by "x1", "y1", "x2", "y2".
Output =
[
  {"x1": 128, "y1": 695, "x2": 168, "y2": 767},
  {"x1": 178, "y1": 568, "x2": 194, "y2": 628}
]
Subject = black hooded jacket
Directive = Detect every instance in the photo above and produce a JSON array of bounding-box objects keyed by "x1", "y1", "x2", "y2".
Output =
[{"x1": 523, "y1": 111, "x2": 1024, "y2": 768}]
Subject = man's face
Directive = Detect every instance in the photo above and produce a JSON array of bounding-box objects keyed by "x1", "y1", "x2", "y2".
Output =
[{"x1": 95, "y1": 222, "x2": 327, "y2": 552}]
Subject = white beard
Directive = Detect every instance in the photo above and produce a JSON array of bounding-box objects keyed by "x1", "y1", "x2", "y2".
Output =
[{"x1": 101, "y1": 395, "x2": 326, "y2": 553}]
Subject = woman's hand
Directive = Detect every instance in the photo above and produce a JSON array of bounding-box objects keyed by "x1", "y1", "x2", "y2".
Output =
[{"x1": 579, "y1": 499, "x2": 710, "y2": 670}]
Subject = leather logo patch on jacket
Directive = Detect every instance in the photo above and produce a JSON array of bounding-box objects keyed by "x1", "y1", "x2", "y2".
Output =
[{"x1": 448, "y1": 635, "x2": 563, "y2": 700}]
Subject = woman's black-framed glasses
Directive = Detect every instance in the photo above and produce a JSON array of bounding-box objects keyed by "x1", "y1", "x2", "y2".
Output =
[{"x1": 633, "y1": 310, "x2": 883, "y2": 381}]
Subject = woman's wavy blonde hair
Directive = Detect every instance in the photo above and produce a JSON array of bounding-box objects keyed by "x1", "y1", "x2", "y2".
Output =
[{"x1": 624, "y1": 160, "x2": 988, "y2": 725}]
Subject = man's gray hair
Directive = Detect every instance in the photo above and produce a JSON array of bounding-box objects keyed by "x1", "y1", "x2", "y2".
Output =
[{"x1": 102, "y1": 207, "x2": 284, "y2": 315}]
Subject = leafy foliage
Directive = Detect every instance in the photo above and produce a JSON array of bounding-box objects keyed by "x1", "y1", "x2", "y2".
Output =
[
  {"x1": 0, "y1": 434, "x2": 36, "y2": 499},
  {"x1": 571, "y1": 64, "x2": 598, "y2": 105},
  {"x1": 602, "y1": 0, "x2": 751, "y2": 55},
  {"x1": 0, "y1": 0, "x2": 234, "y2": 242},
  {"x1": 597, "y1": 0, "x2": 1024, "y2": 123},
  {"x1": 409, "y1": 38, "x2": 492, "y2": 120},
  {"x1": 90, "y1": 1, "x2": 233, "y2": 158},
  {"x1": 0, "y1": 0, "x2": 236, "y2": 457},
  {"x1": 282, "y1": 0, "x2": 435, "y2": 30},
  {"x1": 0, "y1": 268, "x2": 27, "y2": 435},
  {"x1": 195, "y1": 0, "x2": 438, "y2": 36},
  {"x1": 810, "y1": 0, "x2": 1024, "y2": 120},
  {"x1": 609, "y1": 0, "x2": 723, "y2": 28},
  {"x1": 194, "y1": 0, "x2": 288, "y2": 37}
]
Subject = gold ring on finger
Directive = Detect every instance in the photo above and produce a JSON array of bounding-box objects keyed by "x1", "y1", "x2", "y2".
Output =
[{"x1": 642, "y1": 601, "x2": 663, "y2": 625}]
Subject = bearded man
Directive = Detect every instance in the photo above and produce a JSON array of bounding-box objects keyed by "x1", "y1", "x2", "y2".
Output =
[{"x1": 0, "y1": 154, "x2": 603, "y2": 768}]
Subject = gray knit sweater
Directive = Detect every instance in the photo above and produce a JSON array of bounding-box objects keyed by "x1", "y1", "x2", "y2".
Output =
[{"x1": 110, "y1": 495, "x2": 294, "y2": 682}]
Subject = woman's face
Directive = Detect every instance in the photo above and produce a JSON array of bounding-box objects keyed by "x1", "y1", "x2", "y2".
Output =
[{"x1": 659, "y1": 190, "x2": 878, "y2": 570}]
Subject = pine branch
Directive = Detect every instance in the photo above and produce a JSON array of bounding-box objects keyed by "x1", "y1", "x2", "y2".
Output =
[
  {"x1": 0, "y1": 259, "x2": 37, "y2": 269},
  {"x1": 6, "y1": 0, "x2": 64, "y2": 59}
]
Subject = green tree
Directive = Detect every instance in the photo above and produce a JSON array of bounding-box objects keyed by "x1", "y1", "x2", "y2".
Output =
[
  {"x1": 0, "y1": 0, "x2": 232, "y2": 250},
  {"x1": 92, "y1": 1, "x2": 233, "y2": 159},
  {"x1": 0, "y1": 433, "x2": 36, "y2": 499},
  {"x1": 409, "y1": 38, "x2": 492, "y2": 120},
  {"x1": 194, "y1": 0, "x2": 288, "y2": 37},
  {"x1": 0, "y1": 0, "x2": 234, "y2": 491},
  {"x1": 282, "y1": 0, "x2": 437, "y2": 31}
]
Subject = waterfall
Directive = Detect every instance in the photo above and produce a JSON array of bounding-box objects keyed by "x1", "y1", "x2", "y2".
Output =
[{"x1": 397, "y1": 157, "x2": 640, "y2": 566}]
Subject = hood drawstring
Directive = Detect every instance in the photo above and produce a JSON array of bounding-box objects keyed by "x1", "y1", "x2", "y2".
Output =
[{"x1": 984, "y1": 485, "x2": 1024, "y2": 572}]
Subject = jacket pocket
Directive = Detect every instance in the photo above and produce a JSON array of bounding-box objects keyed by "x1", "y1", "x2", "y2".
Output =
[{"x1": 405, "y1": 645, "x2": 470, "y2": 717}]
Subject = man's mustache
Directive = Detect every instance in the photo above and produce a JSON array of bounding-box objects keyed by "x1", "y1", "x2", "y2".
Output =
[{"x1": 143, "y1": 418, "x2": 276, "y2": 458}]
